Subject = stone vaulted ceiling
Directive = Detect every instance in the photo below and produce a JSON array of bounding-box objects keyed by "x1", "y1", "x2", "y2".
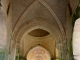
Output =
[
  {"x1": 0, "y1": 0, "x2": 79, "y2": 60},
  {"x1": 11, "y1": 0, "x2": 68, "y2": 58}
]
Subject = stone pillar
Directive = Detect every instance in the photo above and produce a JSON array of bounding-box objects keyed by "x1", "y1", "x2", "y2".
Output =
[
  {"x1": 10, "y1": 43, "x2": 17, "y2": 60},
  {"x1": 62, "y1": 40, "x2": 69, "y2": 60},
  {"x1": 57, "y1": 40, "x2": 69, "y2": 60},
  {"x1": 56, "y1": 43, "x2": 62, "y2": 60},
  {"x1": 15, "y1": 48, "x2": 20, "y2": 60}
]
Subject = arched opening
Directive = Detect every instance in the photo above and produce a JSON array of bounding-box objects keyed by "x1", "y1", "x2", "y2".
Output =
[
  {"x1": 73, "y1": 18, "x2": 80, "y2": 60},
  {"x1": 27, "y1": 46, "x2": 59, "y2": 60},
  {"x1": 27, "y1": 46, "x2": 51, "y2": 60},
  {"x1": 14, "y1": 18, "x2": 61, "y2": 60},
  {"x1": 15, "y1": 24, "x2": 60, "y2": 60}
]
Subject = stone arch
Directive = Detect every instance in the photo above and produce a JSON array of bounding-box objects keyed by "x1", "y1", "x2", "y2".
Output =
[
  {"x1": 12, "y1": 0, "x2": 65, "y2": 40},
  {"x1": 27, "y1": 46, "x2": 51, "y2": 60},
  {"x1": 13, "y1": 18, "x2": 62, "y2": 44},
  {"x1": 12, "y1": 18, "x2": 62, "y2": 59},
  {"x1": 25, "y1": 45, "x2": 59, "y2": 60},
  {"x1": 25, "y1": 45, "x2": 53, "y2": 58}
]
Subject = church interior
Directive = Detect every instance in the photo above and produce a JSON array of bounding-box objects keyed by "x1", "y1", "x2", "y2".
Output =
[{"x1": 0, "y1": 0, "x2": 80, "y2": 60}]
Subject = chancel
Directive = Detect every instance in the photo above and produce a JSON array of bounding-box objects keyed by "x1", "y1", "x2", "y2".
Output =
[{"x1": 0, "y1": 0, "x2": 80, "y2": 60}]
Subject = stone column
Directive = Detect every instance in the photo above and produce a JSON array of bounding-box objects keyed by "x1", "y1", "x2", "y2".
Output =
[
  {"x1": 57, "y1": 40, "x2": 69, "y2": 60},
  {"x1": 15, "y1": 48, "x2": 20, "y2": 60},
  {"x1": 62, "y1": 40, "x2": 69, "y2": 60},
  {"x1": 10, "y1": 43, "x2": 17, "y2": 60},
  {"x1": 56, "y1": 43, "x2": 62, "y2": 60}
]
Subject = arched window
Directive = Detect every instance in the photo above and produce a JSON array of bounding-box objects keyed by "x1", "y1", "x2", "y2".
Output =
[
  {"x1": 0, "y1": 12, "x2": 7, "y2": 49},
  {"x1": 73, "y1": 18, "x2": 80, "y2": 60}
]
